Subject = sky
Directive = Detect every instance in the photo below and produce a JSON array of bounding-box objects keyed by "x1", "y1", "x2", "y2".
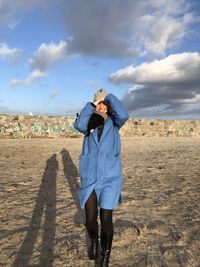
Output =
[{"x1": 0, "y1": 0, "x2": 200, "y2": 119}]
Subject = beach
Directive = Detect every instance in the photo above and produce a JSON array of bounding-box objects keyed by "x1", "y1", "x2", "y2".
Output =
[{"x1": 0, "y1": 137, "x2": 200, "y2": 267}]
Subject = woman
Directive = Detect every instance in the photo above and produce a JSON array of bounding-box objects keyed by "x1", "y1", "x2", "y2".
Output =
[{"x1": 74, "y1": 89, "x2": 129, "y2": 266}]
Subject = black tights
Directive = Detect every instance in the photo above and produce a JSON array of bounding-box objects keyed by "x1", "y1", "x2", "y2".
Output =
[{"x1": 85, "y1": 190, "x2": 113, "y2": 239}]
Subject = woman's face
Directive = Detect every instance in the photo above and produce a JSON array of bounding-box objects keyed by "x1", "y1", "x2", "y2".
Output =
[{"x1": 96, "y1": 101, "x2": 109, "y2": 113}]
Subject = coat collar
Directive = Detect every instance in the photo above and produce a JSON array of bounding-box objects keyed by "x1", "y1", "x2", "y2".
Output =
[{"x1": 91, "y1": 116, "x2": 113, "y2": 147}]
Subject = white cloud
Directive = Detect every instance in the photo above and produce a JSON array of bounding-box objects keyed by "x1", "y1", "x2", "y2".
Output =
[
  {"x1": 61, "y1": 0, "x2": 198, "y2": 57},
  {"x1": 29, "y1": 40, "x2": 69, "y2": 71},
  {"x1": 140, "y1": 13, "x2": 193, "y2": 54},
  {"x1": 109, "y1": 52, "x2": 200, "y2": 85},
  {"x1": 10, "y1": 69, "x2": 46, "y2": 86},
  {"x1": 140, "y1": 0, "x2": 197, "y2": 54},
  {"x1": 10, "y1": 40, "x2": 69, "y2": 87},
  {"x1": 0, "y1": 42, "x2": 22, "y2": 63},
  {"x1": 109, "y1": 52, "x2": 200, "y2": 119}
]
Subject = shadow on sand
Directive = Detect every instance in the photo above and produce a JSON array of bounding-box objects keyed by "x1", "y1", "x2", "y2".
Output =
[
  {"x1": 13, "y1": 154, "x2": 58, "y2": 267},
  {"x1": 60, "y1": 148, "x2": 85, "y2": 226}
]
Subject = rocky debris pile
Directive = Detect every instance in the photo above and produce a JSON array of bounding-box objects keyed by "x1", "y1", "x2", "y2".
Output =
[
  {"x1": 0, "y1": 114, "x2": 200, "y2": 138},
  {"x1": 0, "y1": 114, "x2": 80, "y2": 139},
  {"x1": 121, "y1": 118, "x2": 200, "y2": 137}
]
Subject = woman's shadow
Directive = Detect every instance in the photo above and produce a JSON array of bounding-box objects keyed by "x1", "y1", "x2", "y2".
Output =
[
  {"x1": 60, "y1": 148, "x2": 85, "y2": 226},
  {"x1": 13, "y1": 154, "x2": 58, "y2": 267}
]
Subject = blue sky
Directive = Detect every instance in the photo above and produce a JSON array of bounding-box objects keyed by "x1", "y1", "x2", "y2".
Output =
[{"x1": 0, "y1": 0, "x2": 200, "y2": 119}]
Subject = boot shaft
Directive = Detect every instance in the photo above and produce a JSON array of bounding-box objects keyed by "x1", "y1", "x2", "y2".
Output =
[
  {"x1": 86, "y1": 226, "x2": 99, "y2": 261},
  {"x1": 100, "y1": 231, "x2": 114, "y2": 266},
  {"x1": 100, "y1": 231, "x2": 113, "y2": 251},
  {"x1": 88, "y1": 238, "x2": 99, "y2": 260}
]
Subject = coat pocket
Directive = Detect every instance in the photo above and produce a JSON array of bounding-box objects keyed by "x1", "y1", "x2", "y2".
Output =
[
  {"x1": 105, "y1": 154, "x2": 122, "y2": 178},
  {"x1": 79, "y1": 154, "x2": 90, "y2": 179}
]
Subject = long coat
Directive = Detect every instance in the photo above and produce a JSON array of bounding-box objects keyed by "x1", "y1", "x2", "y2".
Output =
[{"x1": 73, "y1": 93, "x2": 129, "y2": 209}]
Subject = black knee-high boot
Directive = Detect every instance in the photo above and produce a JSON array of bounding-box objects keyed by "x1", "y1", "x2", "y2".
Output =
[
  {"x1": 87, "y1": 227, "x2": 99, "y2": 261},
  {"x1": 100, "y1": 231, "x2": 113, "y2": 267}
]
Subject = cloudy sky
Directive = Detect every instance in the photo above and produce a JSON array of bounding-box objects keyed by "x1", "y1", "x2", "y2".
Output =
[{"x1": 0, "y1": 0, "x2": 200, "y2": 119}]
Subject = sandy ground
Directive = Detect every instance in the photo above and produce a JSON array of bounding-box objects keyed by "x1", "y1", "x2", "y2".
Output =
[{"x1": 0, "y1": 137, "x2": 200, "y2": 267}]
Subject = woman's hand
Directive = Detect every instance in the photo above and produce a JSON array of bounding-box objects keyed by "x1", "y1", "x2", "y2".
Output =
[{"x1": 93, "y1": 97, "x2": 105, "y2": 106}]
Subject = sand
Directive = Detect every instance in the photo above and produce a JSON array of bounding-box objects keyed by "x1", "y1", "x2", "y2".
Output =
[{"x1": 0, "y1": 137, "x2": 200, "y2": 267}]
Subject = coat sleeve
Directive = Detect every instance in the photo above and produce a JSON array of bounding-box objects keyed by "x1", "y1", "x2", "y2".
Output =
[
  {"x1": 73, "y1": 102, "x2": 96, "y2": 134},
  {"x1": 104, "y1": 93, "x2": 129, "y2": 129}
]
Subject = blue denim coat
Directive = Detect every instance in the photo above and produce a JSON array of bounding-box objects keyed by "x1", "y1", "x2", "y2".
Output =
[{"x1": 73, "y1": 93, "x2": 129, "y2": 209}]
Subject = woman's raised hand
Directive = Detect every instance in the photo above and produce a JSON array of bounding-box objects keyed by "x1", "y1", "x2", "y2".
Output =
[{"x1": 93, "y1": 97, "x2": 105, "y2": 106}]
